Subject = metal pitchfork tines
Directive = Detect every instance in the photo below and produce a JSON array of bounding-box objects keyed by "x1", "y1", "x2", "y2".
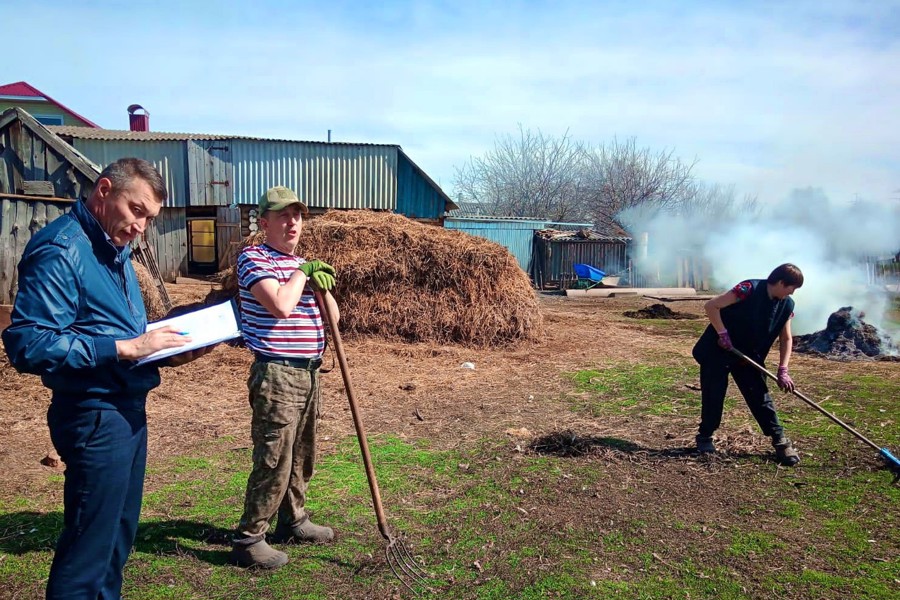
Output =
[
  {"x1": 730, "y1": 348, "x2": 900, "y2": 484},
  {"x1": 315, "y1": 290, "x2": 432, "y2": 593}
]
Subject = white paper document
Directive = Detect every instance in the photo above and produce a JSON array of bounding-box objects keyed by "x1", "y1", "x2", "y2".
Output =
[{"x1": 136, "y1": 300, "x2": 242, "y2": 365}]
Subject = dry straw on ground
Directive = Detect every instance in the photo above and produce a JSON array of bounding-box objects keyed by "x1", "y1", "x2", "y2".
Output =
[
  {"x1": 133, "y1": 261, "x2": 166, "y2": 320},
  {"x1": 217, "y1": 210, "x2": 544, "y2": 347}
]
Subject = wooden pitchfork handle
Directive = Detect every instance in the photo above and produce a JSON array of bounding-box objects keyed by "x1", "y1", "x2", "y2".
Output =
[
  {"x1": 730, "y1": 347, "x2": 900, "y2": 481},
  {"x1": 314, "y1": 290, "x2": 393, "y2": 540}
]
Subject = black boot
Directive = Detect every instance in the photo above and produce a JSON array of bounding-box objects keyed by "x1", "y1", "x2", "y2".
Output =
[
  {"x1": 695, "y1": 434, "x2": 716, "y2": 454},
  {"x1": 772, "y1": 435, "x2": 800, "y2": 466}
]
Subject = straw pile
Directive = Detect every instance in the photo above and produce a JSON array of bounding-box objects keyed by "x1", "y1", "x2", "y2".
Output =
[
  {"x1": 218, "y1": 210, "x2": 544, "y2": 347},
  {"x1": 133, "y1": 261, "x2": 166, "y2": 321}
]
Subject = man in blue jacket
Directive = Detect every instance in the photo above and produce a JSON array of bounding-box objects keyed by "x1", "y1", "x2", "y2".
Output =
[
  {"x1": 691, "y1": 263, "x2": 803, "y2": 466},
  {"x1": 3, "y1": 158, "x2": 212, "y2": 600}
]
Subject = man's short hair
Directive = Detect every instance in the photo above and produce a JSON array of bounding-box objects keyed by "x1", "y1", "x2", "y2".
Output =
[
  {"x1": 98, "y1": 158, "x2": 167, "y2": 203},
  {"x1": 767, "y1": 263, "x2": 804, "y2": 288}
]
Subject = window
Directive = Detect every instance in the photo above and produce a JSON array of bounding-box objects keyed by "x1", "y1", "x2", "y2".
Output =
[{"x1": 33, "y1": 114, "x2": 64, "y2": 126}]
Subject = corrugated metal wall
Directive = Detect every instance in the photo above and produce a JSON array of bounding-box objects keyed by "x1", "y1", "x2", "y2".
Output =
[
  {"x1": 230, "y1": 140, "x2": 397, "y2": 209},
  {"x1": 396, "y1": 152, "x2": 444, "y2": 220},
  {"x1": 71, "y1": 139, "x2": 189, "y2": 208},
  {"x1": 445, "y1": 218, "x2": 553, "y2": 272}
]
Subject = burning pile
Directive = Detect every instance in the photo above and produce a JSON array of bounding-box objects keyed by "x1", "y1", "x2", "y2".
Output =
[
  {"x1": 623, "y1": 303, "x2": 698, "y2": 320},
  {"x1": 216, "y1": 210, "x2": 544, "y2": 347},
  {"x1": 793, "y1": 306, "x2": 899, "y2": 361}
]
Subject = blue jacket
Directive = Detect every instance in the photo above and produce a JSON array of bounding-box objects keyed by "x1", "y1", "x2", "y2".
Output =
[{"x1": 2, "y1": 200, "x2": 161, "y2": 410}]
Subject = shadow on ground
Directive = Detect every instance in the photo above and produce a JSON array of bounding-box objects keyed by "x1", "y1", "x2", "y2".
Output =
[{"x1": 0, "y1": 512, "x2": 232, "y2": 564}]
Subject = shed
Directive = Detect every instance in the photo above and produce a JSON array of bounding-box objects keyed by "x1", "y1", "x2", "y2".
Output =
[
  {"x1": 531, "y1": 213, "x2": 633, "y2": 290},
  {"x1": 0, "y1": 108, "x2": 168, "y2": 307},
  {"x1": 444, "y1": 216, "x2": 593, "y2": 276},
  {"x1": 50, "y1": 126, "x2": 458, "y2": 280}
]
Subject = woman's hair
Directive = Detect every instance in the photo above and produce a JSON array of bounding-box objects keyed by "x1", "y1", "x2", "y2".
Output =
[{"x1": 767, "y1": 263, "x2": 803, "y2": 287}]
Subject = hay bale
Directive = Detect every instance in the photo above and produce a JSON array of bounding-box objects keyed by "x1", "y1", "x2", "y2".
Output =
[
  {"x1": 133, "y1": 261, "x2": 166, "y2": 321},
  {"x1": 219, "y1": 210, "x2": 544, "y2": 347}
]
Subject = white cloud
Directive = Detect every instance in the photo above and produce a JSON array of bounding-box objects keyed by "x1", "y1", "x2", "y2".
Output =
[{"x1": 4, "y1": 0, "x2": 899, "y2": 203}]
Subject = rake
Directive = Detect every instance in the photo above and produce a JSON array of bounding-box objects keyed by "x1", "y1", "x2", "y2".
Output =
[
  {"x1": 730, "y1": 348, "x2": 900, "y2": 483},
  {"x1": 314, "y1": 290, "x2": 432, "y2": 593}
]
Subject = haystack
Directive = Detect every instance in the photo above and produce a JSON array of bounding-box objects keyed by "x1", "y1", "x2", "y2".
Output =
[
  {"x1": 133, "y1": 261, "x2": 166, "y2": 321},
  {"x1": 218, "y1": 210, "x2": 544, "y2": 347}
]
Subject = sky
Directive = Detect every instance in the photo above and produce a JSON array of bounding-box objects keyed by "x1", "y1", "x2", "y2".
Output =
[{"x1": 3, "y1": 0, "x2": 899, "y2": 205}]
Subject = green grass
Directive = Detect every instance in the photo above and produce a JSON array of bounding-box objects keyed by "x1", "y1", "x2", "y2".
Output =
[
  {"x1": 623, "y1": 317, "x2": 710, "y2": 338},
  {"x1": 728, "y1": 531, "x2": 784, "y2": 557},
  {"x1": 568, "y1": 363, "x2": 700, "y2": 415},
  {"x1": 1, "y1": 359, "x2": 898, "y2": 598}
]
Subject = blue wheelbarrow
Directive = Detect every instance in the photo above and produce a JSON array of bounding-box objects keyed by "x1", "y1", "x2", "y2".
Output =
[{"x1": 573, "y1": 264, "x2": 606, "y2": 290}]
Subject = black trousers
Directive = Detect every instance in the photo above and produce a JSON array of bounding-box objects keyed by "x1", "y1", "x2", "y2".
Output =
[{"x1": 698, "y1": 360, "x2": 784, "y2": 439}]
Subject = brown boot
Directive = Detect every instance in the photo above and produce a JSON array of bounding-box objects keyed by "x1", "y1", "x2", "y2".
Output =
[
  {"x1": 272, "y1": 516, "x2": 334, "y2": 544},
  {"x1": 229, "y1": 539, "x2": 289, "y2": 569},
  {"x1": 773, "y1": 436, "x2": 800, "y2": 466}
]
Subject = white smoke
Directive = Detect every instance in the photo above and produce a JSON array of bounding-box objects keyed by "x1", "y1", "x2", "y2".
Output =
[{"x1": 619, "y1": 188, "x2": 900, "y2": 337}]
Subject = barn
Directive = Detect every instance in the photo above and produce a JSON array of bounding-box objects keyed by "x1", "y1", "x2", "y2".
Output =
[
  {"x1": 0, "y1": 107, "x2": 168, "y2": 308},
  {"x1": 48, "y1": 123, "x2": 457, "y2": 281}
]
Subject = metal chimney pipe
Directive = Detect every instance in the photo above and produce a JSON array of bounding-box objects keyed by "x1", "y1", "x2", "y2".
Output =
[{"x1": 127, "y1": 104, "x2": 149, "y2": 131}]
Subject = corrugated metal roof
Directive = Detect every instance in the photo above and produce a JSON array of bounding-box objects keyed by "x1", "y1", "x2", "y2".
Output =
[
  {"x1": 536, "y1": 228, "x2": 631, "y2": 243},
  {"x1": 450, "y1": 201, "x2": 488, "y2": 217},
  {"x1": 48, "y1": 125, "x2": 399, "y2": 146},
  {"x1": 448, "y1": 216, "x2": 594, "y2": 226}
]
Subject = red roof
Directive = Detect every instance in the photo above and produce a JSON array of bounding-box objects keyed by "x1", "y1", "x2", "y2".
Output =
[
  {"x1": 0, "y1": 81, "x2": 44, "y2": 97},
  {"x1": 0, "y1": 81, "x2": 99, "y2": 127}
]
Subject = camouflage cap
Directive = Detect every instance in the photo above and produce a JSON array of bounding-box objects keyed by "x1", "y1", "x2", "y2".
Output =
[{"x1": 259, "y1": 186, "x2": 308, "y2": 215}]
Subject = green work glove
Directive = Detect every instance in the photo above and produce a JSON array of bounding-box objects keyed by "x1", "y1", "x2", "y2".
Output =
[
  {"x1": 309, "y1": 270, "x2": 335, "y2": 291},
  {"x1": 297, "y1": 259, "x2": 335, "y2": 278}
]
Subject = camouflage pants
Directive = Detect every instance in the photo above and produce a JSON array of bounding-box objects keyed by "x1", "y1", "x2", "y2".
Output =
[{"x1": 236, "y1": 360, "x2": 321, "y2": 543}]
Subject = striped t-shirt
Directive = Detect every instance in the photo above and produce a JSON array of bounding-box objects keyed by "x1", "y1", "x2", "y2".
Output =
[{"x1": 236, "y1": 244, "x2": 325, "y2": 358}]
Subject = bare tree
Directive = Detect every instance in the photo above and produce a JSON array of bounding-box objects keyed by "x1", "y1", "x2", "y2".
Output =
[
  {"x1": 453, "y1": 126, "x2": 591, "y2": 221},
  {"x1": 582, "y1": 137, "x2": 698, "y2": 218},
  {"x1": 679, "y1": 183, "x2": 760, "y2": 219}
]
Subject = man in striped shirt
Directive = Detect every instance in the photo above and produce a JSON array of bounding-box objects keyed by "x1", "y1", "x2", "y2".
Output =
[{"x1": 230, "y1": 186, "x2": 339, "y2": 569}]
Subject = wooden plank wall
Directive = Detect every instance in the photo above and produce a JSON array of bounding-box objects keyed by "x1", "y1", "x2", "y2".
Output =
[
  {"x1": 216, "y1": 206, "x2": 241, "y2": 270},
  {"x1": 144, "y1": 207, "x2": 187, "y2": 282},
  {"x1": 0, "y1": 121, "x2": 94, "y2": 303}
]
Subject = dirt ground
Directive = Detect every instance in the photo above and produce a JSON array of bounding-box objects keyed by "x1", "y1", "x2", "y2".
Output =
[
  {"x1": 1, "y1": 283, "x2": 896, "y2": 491},
  {"x1": 2, "y1": 283, "x2": 898, "y2": 596},
  {"x1": 0, "y1": 283, "x2": 705, "y2": 496}
]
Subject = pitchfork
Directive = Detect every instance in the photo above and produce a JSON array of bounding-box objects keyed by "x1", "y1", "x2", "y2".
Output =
[
  {"x1": 730, "y1": 348, "x2": 900, "y2": 484},
  {"x1": 314, "y1": 290, "x2": 432, "y2": 593}
]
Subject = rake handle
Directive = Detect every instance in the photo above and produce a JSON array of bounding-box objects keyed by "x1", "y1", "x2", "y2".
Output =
[
  {"x1": 315, "y1": 290, "x2": 392, "y2": 540},
  {"x1": 729, "y1": 348, "x2": 890, "y2": 457}
]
